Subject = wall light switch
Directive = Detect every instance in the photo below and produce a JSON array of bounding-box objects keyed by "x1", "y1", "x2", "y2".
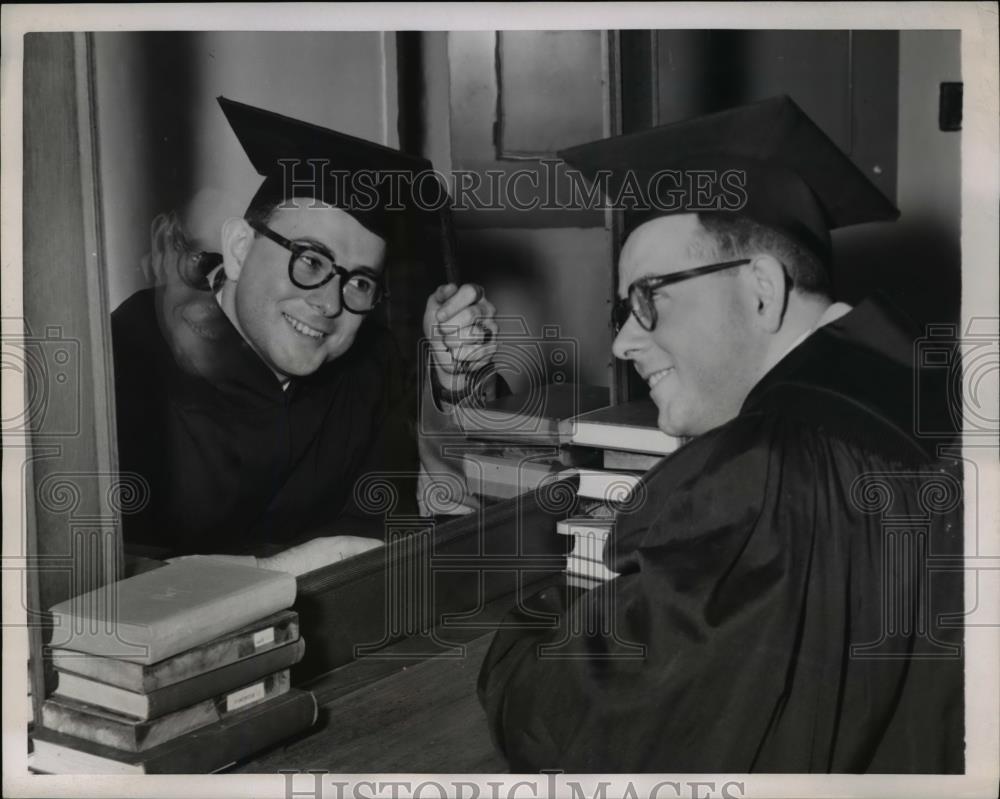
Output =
[{"x1": 939, "y1": 82, "x2": 962, "y2": 131}]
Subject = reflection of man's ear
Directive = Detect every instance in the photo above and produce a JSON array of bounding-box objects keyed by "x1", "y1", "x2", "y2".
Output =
[
  {"x1": 220, "y1": 217, "x2": 253, "y2": 282},
  {"x1": 748, "y1": 254, "x2": 789, "y2": 334}
]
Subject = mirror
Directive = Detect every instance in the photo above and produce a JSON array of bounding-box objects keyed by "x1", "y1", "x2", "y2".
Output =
[{"x1": 85, "y1": 31, "x2": 433, "y2": 572}]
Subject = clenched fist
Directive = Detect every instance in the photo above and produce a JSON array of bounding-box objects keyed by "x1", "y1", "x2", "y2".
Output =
[{"x1": 423, "y1": 283, "x2": 499, "y2": 393}]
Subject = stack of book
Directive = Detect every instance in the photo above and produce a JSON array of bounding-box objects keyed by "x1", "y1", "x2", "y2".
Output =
[
  {"x1": 456, "y1": 383, "x2": 608, "y2": 500},
  {"x1": 557, "y1": 506, "x2": 618, "y2": 590},
  {"x1": 554, "y1": 399, "x2": 681, "y2": 590},
  {"x1": 554, "y1": 469, "x2": 645, "y2": 589},
  {"x1": 31, "y1": 558, "x2": 317, "y2": 774},
  {"x1": 456, "y1": 387, "x2": 680, "y2": 591},
  {"x1": 461, "y1": 444, "x2": 598, "y2": 500}
]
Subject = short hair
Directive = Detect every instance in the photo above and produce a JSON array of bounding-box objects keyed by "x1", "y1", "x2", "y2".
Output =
[
  {"x1": 242, "y1": 195, "x2": 392, "y2": 260},
  {"x1": 243, "y1": 194, "x2": 283, "y2": 231},
  {"x1": 694, "y1": 213, "x2": 831, "y2": 297}
]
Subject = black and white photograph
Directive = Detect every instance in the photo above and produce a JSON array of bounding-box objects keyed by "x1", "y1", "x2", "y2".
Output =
[{"x1": 2, "y1": 3, "x2": 998, "y2": 798}]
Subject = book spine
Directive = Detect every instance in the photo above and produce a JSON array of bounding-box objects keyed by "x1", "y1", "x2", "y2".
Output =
[
  {"x1": 143, "y1": 611, "x2": 298, "y2": 691},
  {"x1": 566, "y1": 573, "x2": 603, "y2": 591},
  {"x1": 566, "y1": 554, "x2": 618, "y2": 582},
  {"x1": 153, "y1": 578, "x2": 297, "y2": 663},
  {"x1": 569, "y1": 537, "x2": 608, "y2": 562},
  {"x1": 48, "y1": 617, "x2": 153, "y2": 662},
  {"x1": 42, "y1": 696, "x2": 219, "y2": 753},
  {"x1": 463, "y1": 455, "x2": 560, "y2": 499},
  {"x1": 556, "y1": 520, "x2": 614, "y2": 538},
  {"x1": 48, "y1": 575, "x2": 296, "y2": 666},
  {"x1": 603, "y1": 450, "x2": 663, "y2": 471},
  {"x1": 573, "y1": 469, "x2": 641, "y2": 502},
  {"x1": 31, "y1": 688, "x2": 318, "y2": 773},
  {"x1": 49, "y1": 611, "x2": 300, "y2": 692},
  {"x1": 144, "y1": 638, "x2": 304, "y2": 718},
  {"x1": 42, "y1": 669, "x2": 292, "y2": 753},
  {"x1": 213, "y1": 669, "x2": 290, "y2": 716},
  {"x1": 143, "y1": 688, "x2": 318, "y2": 773}
]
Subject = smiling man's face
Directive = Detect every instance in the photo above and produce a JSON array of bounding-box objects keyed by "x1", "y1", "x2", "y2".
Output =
[
  {"x1": 612, "y1": 213, "x2": 766, "y2": 438},
  {"x1": 226, "y1": 200, "x2": 387, "y2": 380}
]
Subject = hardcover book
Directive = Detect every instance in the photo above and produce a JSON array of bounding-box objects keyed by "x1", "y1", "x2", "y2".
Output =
[
  {"x1": 48, "y1": 558, "x2": 297, "y2": 664},
  {"x1": 566, "y1": 573, "x2": 603, "y2": 591},
  {"x1": 30, "y1": 688, "x2": 318, "y2": 773},
  {"x1": 566, "y1": 553, "x2": 619, "y2": 582},
  {"x1": 49, "y1": 609, "x2": 299, "y2": 692},
  {"x1": 462, "y1": 449, "x2": 567, "y2": 499},
  {"x1": 603, "y1": 449, "x2": 664, "y2": 472},
  {"x1": 42, "y1": 669, "x2": 292, "y2": 752},
  {"x1": 570, "y1": 469, "x2": 641, "y2": 502},
  {"x1": 556, "y1": 517, "x2": 615, "y2": 539},
  {"x1": 53, "y1": 638, "x2": 305, "y2": 719},
  {"x1": 570, "y1": 399, "x2": 681, "y2": 454},
  {"x1": 456, "y1": 383, "x2": 610, "y2": 445},
  {"x1": 568, "y1": 534, "x2": 612, "y2": 564}
]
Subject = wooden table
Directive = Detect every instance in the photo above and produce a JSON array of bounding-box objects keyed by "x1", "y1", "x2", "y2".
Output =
[{"x1": 233, "y1": 621, "x2": 512, "y2": 772}]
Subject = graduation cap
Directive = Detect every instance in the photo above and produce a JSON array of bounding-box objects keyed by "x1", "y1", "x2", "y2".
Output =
[
  {"x1": 218, "y1": 96, "x2": 445, "y2": 242},
  {"x1": 557, "y1": 95, "x2": 899, "y2": 264}
]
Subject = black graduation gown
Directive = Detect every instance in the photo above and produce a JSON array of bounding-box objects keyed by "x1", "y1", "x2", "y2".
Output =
[
  {"x1": 478, "y1": 298, "x2": 964, "y2": 773},
  {"x1": 112, "y1": 288, "x2": 420, "y2": 557}
]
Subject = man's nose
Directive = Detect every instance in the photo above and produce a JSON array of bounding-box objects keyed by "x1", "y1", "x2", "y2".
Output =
[
  {"x1": 309, "y1": 277, "x2": 343, "y2": 317},
  {"x1": 611, "y1": 315, "x2": 647, "y2": 361}
]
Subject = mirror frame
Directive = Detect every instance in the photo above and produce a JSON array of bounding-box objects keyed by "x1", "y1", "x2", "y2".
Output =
[{"x1": 23, "y1": 31, "x2": 122, "y2": 724}]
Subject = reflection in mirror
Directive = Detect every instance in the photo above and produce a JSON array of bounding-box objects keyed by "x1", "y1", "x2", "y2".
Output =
[
  {"x1": 113, "y1": 197, "x2": 404, "y2": 574},
  {"x1": 109, "y1": 104, "x2": 486, "y2": 575},
  {"x1": 98, "y1": 34, "x2": 496, "y2": 585},
  {"x1": 144, "y1": 209, "x2": 227, "y2": 378}
]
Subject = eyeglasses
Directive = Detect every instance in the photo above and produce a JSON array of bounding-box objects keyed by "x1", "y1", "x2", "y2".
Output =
[
  {"x1": 613, "y1": 258, "x2": 752, "y2": 333},
  {"x1": 248, "y1": 220, "x2": 388, "y2": 314}
]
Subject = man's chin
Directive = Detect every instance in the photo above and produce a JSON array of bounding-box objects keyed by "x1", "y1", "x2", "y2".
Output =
[
  {"x1": 274, "y1": 355, "x2": 329, "y2": 379},
  {"x1": 653, "y1": 398, "x2": 691, "y2": 439},
  {"x1": 657, "y1": 416, "x2": 687, "y2": 438},
  {"x1": 272, "y1": 340, "x2": 352, "y2": 378}
]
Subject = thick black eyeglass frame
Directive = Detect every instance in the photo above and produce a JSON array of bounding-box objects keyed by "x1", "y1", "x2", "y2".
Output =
[
  {"x1": 613, "y1": 258, "x2": 753, "y2": 333},
  {"x1": 248, "y1": 219, "x2": 389, "y2": 311}
]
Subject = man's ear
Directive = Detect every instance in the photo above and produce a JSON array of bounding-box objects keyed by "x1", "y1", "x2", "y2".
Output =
[
  {"x1": 220, "y1": 217, "x2": 254, "y2": 282},
  {"x1": 747, "y1": 254, "x2": 789, "y2": 334}
]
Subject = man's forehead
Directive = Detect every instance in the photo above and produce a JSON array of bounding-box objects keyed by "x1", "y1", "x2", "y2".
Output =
[
  {"x1": 619, "y1": 213, "x2": 705, "y2": 286},
  {"x1": 269, "y1": 202, "x2": 387, "y2": 256},
  {"x1": 270, "y1": 203, "x2": 386, "y2": 268}
]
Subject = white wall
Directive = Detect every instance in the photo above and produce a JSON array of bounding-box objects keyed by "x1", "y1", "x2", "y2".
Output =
[{"x1": 835, "y1": 30, "x2": 962, "y2": 326}]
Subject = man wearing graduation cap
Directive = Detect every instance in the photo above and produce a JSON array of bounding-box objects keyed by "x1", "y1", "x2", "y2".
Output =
[
  {"x1": 478, "y1": 97, "x2": 963, "y2": 772},
  {"x1": 113, "y1": 98, "x2": 498, "y2": 572}
]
